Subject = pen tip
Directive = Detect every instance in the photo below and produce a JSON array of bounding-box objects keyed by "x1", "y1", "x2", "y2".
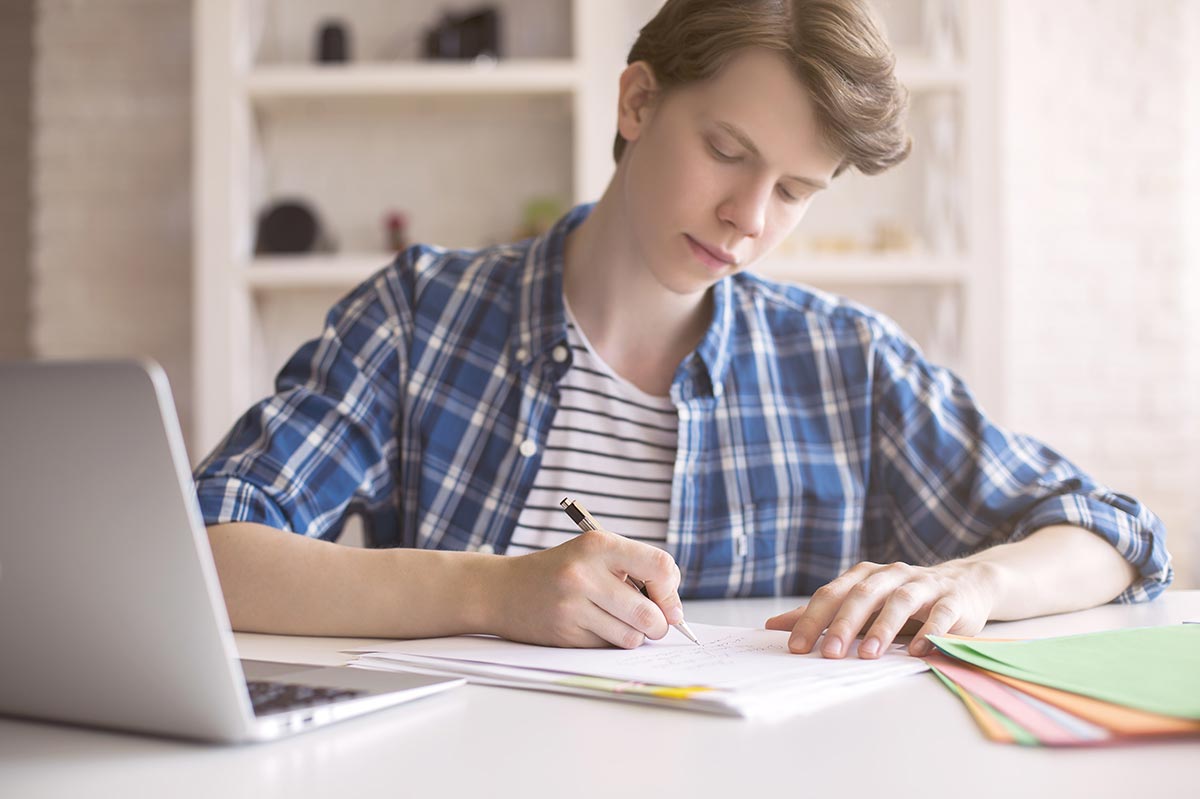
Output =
[{"x1": 675, "y1": 621, "x2": 701, "y2": 646}]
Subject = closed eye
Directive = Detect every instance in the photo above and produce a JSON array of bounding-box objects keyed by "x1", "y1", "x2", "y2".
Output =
[
  {"x1": 707, "y1": 141, "x2": 739, "y2": 162},
  {"x1": 708, "y1": 135, "x2": 809, "y2": 204}
]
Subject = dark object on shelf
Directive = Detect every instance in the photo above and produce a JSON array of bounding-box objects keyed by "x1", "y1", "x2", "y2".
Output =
[
  {"x1": 384, "y1": 211, "x2": 409, "y2": 252},
  {"x1": 254, "y1": 200, "x2": 330, "y2": 254},
  {"x1": 316, "y1": 19, "x2": 351, "y2": 63},
  {"x1": 421, "y1": 7, "x2": 500, "y2": 60}
]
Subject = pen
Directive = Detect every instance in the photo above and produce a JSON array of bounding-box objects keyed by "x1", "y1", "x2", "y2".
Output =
[{"x1": 559, "y1": 497, "x2": 702, "y2": 646}]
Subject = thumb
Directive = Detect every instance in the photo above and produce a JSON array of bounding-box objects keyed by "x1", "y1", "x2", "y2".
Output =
[{"x1": 765, "y1": 605, "x2": 807, "y2": 631}]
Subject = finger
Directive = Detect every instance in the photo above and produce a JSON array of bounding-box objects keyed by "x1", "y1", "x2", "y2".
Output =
[
  {"x1": 602, "y1": 535, "x2": 683, "y2": 626},
  {"x1": 765, "y1": 605, "x2": 807, "y2": 631},
  {"x1": 591, "y1": 576, "x2": 671, "y2": 641},
  {"x1": 819, "y1": 567, "x2": 916, "y2": 659},
  {"x1": 582, "y1": 599, "x2": 649, "y2": 650},
  {"x1": 852, "y1": 611, "x2": 922, "y2": 637},
  {"x1": 859, "y1": 580, "x2": 937, "y2": 659},
  {"x1": 908, "y1": 597, "x2": 963, "y2": 656},
  {"x1": 786, "y1": 562, "x2": 881, "y2": 654}
]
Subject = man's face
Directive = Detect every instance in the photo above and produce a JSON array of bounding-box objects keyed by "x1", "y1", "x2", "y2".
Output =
[{"x1": 618, "y1": 47, "x2": 842, "y2": 295}]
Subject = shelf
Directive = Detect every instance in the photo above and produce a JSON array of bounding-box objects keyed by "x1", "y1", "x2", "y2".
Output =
[
  {"x1": 243, "y1": 252, "x2": 965, "y2": 292},
  {"x1": 245, "y1": 254, "x2": 395, "y2": 290},
  {"x1": 244, "y1": 61, "x2": 580, "y2": 99},
  {"x1": 244, "y1": 55, "x2": 961, "y2": 100}
]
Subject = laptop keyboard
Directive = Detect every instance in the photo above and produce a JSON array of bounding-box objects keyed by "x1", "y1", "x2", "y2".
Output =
[{"x1": 246, "y1": 680, "x2": 367, "y2": 716}]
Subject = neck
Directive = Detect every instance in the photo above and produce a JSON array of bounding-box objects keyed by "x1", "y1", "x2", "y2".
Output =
[{"x1": 563, "y1": 181, "x2": 713, "y2": 396}]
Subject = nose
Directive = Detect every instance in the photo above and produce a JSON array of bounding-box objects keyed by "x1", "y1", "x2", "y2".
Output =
[{"x1": 717, "y1": 177, "x2": 771, "y2": 239}]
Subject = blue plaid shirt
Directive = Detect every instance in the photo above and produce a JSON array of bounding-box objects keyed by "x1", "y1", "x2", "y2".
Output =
[{"x1": 194, "y1": 204, "x2": 1173, "y2": 601}]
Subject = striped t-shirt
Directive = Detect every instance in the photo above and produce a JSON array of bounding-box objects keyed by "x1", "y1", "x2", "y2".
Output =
[{"x1": 506, "y1": 303, "x2": 678, "y2": 554}]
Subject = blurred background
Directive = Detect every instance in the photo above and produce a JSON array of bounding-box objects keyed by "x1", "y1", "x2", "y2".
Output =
[{"x1": 1, "y1": 0, "x2": 1197, "y2": 587}]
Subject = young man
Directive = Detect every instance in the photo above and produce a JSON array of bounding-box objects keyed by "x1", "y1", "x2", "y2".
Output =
[{"x1": 195, "y1": 0, "x2": 1171, "y2": 659}]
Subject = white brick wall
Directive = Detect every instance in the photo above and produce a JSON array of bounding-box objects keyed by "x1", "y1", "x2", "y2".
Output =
[
  {"x1": 0, "y1": 0, "x2": 32, "y2": 359},
  {"x1": 1000, "y1": 0, "x2": 1200, "y2": 587},
  {"x1": 31, "y1": 0, "x2": 193, "y2": 444}
]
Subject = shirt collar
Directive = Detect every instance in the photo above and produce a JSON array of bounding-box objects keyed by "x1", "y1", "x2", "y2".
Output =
[
  {"x1": 513, "y1": 203, "x2": 590, "y2": 367},
  {"x1": 691, "y1": 276, "x2": 734, "y2": 398},
  {"x1": 514, "y1": 202, "x2": 734, "y2": 397}
]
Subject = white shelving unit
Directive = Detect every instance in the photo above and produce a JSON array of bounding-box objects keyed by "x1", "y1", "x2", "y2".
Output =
[{"x1": 194, "y1": 0, "x2": 998, "y2": 457}]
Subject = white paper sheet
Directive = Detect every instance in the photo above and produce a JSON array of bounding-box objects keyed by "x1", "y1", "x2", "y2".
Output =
[{"x1": 347, "y1": 623, "x2": 929, "y2": 718}]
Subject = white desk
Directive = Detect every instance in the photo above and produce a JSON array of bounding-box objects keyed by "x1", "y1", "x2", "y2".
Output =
[{"x1": 3, "y1": 592, "x2": 1197, "y2": 799}]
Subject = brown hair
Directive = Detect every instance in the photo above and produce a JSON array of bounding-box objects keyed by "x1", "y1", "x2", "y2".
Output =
[{"x1": 613, "y1": 0, "x2": 911, "y2": 177}]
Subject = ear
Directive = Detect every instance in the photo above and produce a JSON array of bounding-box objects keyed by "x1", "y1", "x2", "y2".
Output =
[{"x1": 616, "y1": 61, "x2": 660, "y2": 146}]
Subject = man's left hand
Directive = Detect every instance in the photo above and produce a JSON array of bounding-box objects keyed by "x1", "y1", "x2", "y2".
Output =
[{"x1": 764, "y1": 559, "x2": 1001, "y2": 658}]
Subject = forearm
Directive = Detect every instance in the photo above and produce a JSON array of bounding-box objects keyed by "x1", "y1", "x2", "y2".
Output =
[
  {"x1": 961, "y1": 524, "x2": 1139, "y2": 621},
  {"x1": 206, "y1": 522, "x2": 500, "y2": 638}
]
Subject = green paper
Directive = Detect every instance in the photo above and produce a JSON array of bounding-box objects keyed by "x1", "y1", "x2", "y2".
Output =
[{"x1": 929, "y1": 625, "x2": 1200, "y2": 719}]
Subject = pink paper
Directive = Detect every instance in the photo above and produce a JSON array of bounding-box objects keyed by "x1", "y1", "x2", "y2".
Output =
[{"x1": 930, "y1": 655, "x2": 1087, "y2": 745}]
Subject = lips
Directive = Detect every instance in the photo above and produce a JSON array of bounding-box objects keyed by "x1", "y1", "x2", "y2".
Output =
[{"x1": 685, "y1": 235, "x2": 738, "y2": 270}]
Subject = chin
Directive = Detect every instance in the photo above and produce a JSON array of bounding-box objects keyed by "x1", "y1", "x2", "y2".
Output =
[{"x1": 658, "y1": 269, "x2": 722, "y2": 297}]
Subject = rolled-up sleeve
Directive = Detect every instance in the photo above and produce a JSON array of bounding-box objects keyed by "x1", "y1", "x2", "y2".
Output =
[
  {"x1": 193, "y1": 260, "x2": 410, "y2": 544},
  {"x1": 865, "y1": 327, "x2": 1172, "y2": 602}
]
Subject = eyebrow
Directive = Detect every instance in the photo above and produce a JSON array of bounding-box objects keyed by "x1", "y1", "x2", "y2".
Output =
[{"x1": 713, "y1": 121, "x2": 830, "y2": 191}]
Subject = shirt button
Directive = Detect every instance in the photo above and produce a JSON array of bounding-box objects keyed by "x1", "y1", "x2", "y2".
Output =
[
  {"x1": 518, "y1": 439, "x2": 538, "y2": 458},
  {"x1": 515, "y1": 347, "x2": 529, "y2": 362},
  {"x1": 551, "y1": 345, "x2": 569, "y2": 363},
  {"x1": 476, "y1": 543, "x2": 495, "y2": 555}
]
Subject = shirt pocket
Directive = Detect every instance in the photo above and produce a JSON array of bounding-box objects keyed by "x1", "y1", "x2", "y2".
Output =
[{"x1": 685, "y1": 491, "x2": 863, "y2": 597}]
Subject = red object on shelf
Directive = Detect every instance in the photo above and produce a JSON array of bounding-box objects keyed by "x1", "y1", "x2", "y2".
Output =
[{"x1": 385, "y1": 211, "x2": 409, "y2": 252}]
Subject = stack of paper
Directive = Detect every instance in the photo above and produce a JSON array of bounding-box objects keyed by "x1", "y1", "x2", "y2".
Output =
[
  {"x1": 926, "y1": 625, "x2": 1200, "y2": 746},
  {"x1": 347, "y1": 623, "x2": 928, "y2": 719}
]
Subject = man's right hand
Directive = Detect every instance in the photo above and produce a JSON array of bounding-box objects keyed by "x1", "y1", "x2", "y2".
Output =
[{"x1": 483, "y1": 530, "x2": 684, "y2": 649}]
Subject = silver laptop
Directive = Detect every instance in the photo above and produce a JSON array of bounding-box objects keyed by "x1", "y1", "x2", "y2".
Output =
[{"x1": 0, "y1": 359, "x2": 464, "y2": 743}]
